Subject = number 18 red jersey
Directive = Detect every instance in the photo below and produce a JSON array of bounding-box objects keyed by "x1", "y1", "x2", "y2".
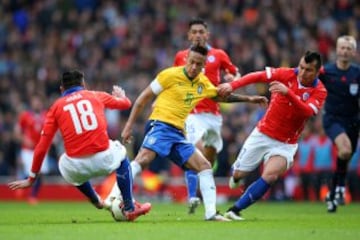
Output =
[{"x1": 31, "y1": 89, "x2": 131, "y2": 173}]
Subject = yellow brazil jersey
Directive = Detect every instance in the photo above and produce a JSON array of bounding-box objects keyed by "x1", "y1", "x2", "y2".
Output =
[{"x1": 149, "y1": 66, "x2": 217, "y2": 130}]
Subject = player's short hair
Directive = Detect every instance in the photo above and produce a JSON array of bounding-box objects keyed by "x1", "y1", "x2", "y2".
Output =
[
  {"x1": 337, "y1": 35, "x2": 357, "y2": 50},
  {"x1": 189, "y1": 18, "x2": 208, "y2": 29},
  {"x1": 303, "y1": 51, "x2": 322, "y2": 70},
  {"x1": 190, "y1": 44, "x2": 208, "y2": 56},
  {"x1": 61, "y1": 70, "x2": 84, "y2": 90}
]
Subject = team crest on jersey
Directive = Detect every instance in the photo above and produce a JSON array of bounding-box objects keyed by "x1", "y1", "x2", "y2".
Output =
[
  {"x1": 207, "y1": 55, "x2": 215, "y2": 63},
  {"x1": 349, "y1": 83, "x2": 358, "y2": 96},
  {"x1": 197, "y1": 83, "x2": 204, "y2": 94},
  {"x1": 302, "y1": 92, "x2": 310, "y2": 101},
  {"x1": 146, "y1": 136, "x2": 157, "y2": 145}
]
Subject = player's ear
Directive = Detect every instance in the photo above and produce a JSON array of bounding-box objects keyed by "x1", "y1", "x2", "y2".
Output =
[{"x1": 60, "y1": 85, "x2": 64, "y2": 93}]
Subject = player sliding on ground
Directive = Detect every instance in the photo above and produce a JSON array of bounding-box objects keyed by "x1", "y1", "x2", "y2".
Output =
[{"x1": 8, "y1": 70, "x2": 151, "y2": 222}]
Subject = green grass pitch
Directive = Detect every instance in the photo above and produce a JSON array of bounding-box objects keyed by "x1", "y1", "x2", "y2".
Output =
[{"x1": 0, "y1": 201, "x2": 359, "y2": 240}]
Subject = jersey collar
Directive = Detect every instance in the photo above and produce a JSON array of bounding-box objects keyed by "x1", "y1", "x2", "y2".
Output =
[
  {"x1": 183, "y1": 67, "x2": 197, "y2": 81},
  {"x1": 62, "y1": 86, "x2": 85, "y2": 96}
]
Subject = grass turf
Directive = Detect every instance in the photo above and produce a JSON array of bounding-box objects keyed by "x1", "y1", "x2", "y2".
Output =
[{"x1": 0, "y1": 201, "x2": 359, "y2": 240}]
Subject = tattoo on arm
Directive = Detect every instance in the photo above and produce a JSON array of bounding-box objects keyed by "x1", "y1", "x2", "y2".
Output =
[
  {"x1": 225, "y1": 93, "x2": 249, "y2": 103},
  {"x1": 215, "y1": 93, "x2": 249, "y2": 103}
]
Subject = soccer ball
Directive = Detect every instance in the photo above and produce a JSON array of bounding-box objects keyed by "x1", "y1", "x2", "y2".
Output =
[{"x1": 110, "y1": 198, "x2": 127, "y2": 221}]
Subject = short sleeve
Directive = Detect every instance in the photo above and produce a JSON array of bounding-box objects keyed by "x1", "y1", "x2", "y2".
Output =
[{"x1": 150, "y1": 79, "x2": 163, "y2": 95}]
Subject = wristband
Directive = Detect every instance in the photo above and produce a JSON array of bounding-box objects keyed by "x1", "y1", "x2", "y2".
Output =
[{"x1": 28, "y1": 172, "x2": 37, "y2": 183}]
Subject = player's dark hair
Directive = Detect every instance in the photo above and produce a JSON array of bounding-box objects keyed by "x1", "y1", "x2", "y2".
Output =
[
  {"x1": 61, "y1": 70, "x2": 84, "y2": 90},
  {"x1": 189, "y1": 18, "x2": 208, "y2": 29},
  {"x1": 190, "y1": 44, "x2": 208, "y2": 56},
  {"x1": 304, "y1": 51, "x2": 322, "y2": 70}
]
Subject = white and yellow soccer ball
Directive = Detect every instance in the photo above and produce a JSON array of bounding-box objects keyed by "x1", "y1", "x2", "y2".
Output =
[{"x1": 110, "y1": 198, "x2": 127, "y2": 221}]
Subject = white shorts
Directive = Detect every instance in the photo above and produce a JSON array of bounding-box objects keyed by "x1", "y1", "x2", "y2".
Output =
[
  {"x1": 185, "y1": 113, "x2": 223, "y2": 153},
  {"x1": 20, "y1": 149, "x2": 50, "y2": 175},
  {"x1": 232, "y1": 128, "x2": 298, "y2": 172},
  {"x1": 58, "y1": 140, "x2": 127, "y2": 186}
]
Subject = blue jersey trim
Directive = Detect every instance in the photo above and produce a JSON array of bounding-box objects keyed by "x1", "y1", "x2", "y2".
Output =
[
  {"x1": 294, "y1": 67, "x2": 319, "y2": 87},
  {"x1": 62, "y1": 86, "x2": 85, "y2": 96}
]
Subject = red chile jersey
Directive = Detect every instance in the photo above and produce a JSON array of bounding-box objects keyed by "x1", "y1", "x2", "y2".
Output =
[
  {"x1": 319, "y1": 63, "x2": 360, "y2": 119},
  {"x1": 230, "y1": 67, "x2": 327, "y2": 143},
  {"x1": 31, "y1": 88, "x2": 131, "y2": 174},
  {"x1": 174, "y1": 46, "x2": 238, "y2": 115},
  {"x1": 18, "y1": 110, "x2": 47, "y2": 150}
]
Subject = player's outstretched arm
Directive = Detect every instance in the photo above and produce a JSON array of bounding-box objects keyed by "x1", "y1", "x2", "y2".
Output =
[
  {"x1": 244, "y1": 95, "x2": 269, "y2": 107},
  {"x1": 121, "y1": 86, "x2": 155, "y2": 144},
  {"x1": 218, "y1": 71, "x2": 267, "y2": 97},
  {"x1": 214, "y1": 93, "x2": 268, "y2": 107}
]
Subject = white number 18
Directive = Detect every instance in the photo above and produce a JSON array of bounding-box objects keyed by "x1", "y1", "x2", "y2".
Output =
[{"x1": 63, "y1": 100, "x2": 98, "y2": 134}]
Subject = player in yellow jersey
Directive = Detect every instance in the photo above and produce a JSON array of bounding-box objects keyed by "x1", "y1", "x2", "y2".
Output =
[
  {"x1": 121, "y1": 45, "x2": 268, "y2": 221},
  {"x1": 148, "y1": 66, "x2": 218, "y2": 130}
]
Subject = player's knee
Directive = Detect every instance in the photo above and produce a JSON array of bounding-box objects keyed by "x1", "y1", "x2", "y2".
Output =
[
  {"x1": 197, "y1": 157, "x2": 212, "y2": 171},
  {"x1": 261, "y1": 172, "x2": 281, "y2": 185},
  {"x1": 135, "y1": 153, "x2": 153, "y2": 168},
  {"x1": 201, "y1": 160, "x2": 212, "y2": 170},
  {"x1": 135, "y1": 159, "x2": 147, "y2": 169}
]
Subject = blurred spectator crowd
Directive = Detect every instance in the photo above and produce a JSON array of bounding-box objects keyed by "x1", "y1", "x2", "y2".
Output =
[{"x1": 0, "y1": 0, "x2": 359, "y2": 200}]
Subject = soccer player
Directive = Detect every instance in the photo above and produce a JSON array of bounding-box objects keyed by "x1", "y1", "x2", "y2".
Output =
[
  {"x1": 319, "y1": 35, "x2": 360, "y2": 212},
  {"x1": 14, "y1": 95, "x2": 49, "y2": 204},
  {"x1": 8, "y1": 70, "x2": 151, "y2": 222},
  {"x1": 173, "y1": 18, "x2": 240, "y2": 214},
  {"x1": 121, "y1": 45, "x2": 268, "y2": 221},
  {"x1": 217, "y1": 51, "x2": 327, "y2": 220}
]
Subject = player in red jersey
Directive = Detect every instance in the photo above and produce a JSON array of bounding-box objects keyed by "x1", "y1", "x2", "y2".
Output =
[
  {"x1": 174, "y1": 18, "x2": 241, "y2": 214},
  {"x1": 217, "y1": 51, "x2": 327, "y2": 220},
  {"x1": 14, "y1": 95, "x2": 49, "y2": 204},
  {"x1": 8, "y1": 70, "x2": 151, "y2": 221}
]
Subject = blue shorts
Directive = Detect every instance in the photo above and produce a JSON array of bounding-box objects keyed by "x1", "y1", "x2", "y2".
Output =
[
  {"x1": 323, "y1": 114, "x2": 360, "y2": 153},
  {"x1": 143, "y1": 121, "x2": 170, "y2": 173},
  {"x1": 142, "y1": 120, "x2": 195, "y2": 169}
]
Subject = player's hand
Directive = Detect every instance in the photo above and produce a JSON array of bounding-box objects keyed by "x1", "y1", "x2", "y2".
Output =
[
  {"x1": 8, "y1": 178, "x2": 33, "y2": 190},
  {"x1": 223, "y1": 73, "x2": 235, "y2": 82},
  {"x1": 269, "y1": 81, "x2": 288, "y2": 95},
  {"x1": 112, "y1": 85, "x2": 126, "y2": 98},
  {"x1": 248, "y1": 95, "x2": 269, "y2": 108},
  {"x1": 121, "y1": 125, "x2": 133, "y2": 144},
  {"x1": 217, "y1": 83, "x2": 233, "y2": 97},
  {"x1": 224, "y1": 69, "x2": 241, "y2": 82}
]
